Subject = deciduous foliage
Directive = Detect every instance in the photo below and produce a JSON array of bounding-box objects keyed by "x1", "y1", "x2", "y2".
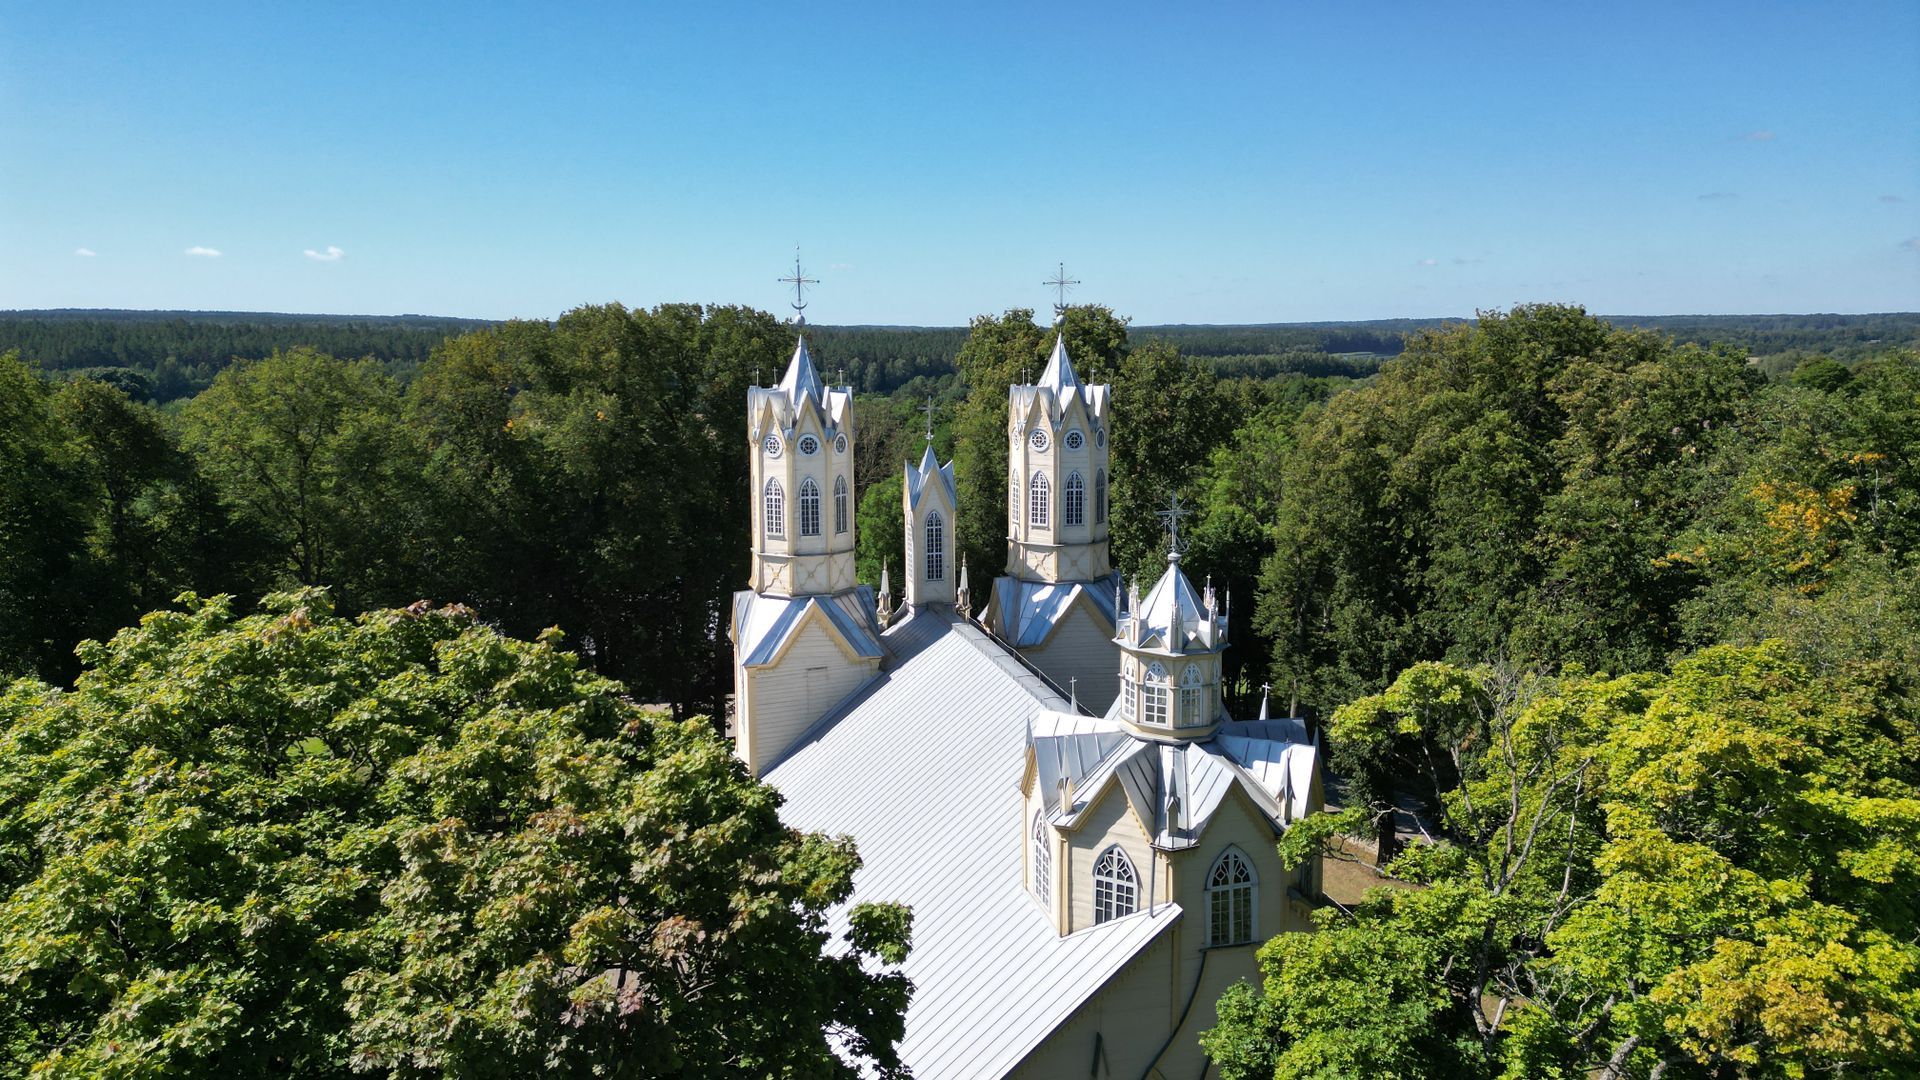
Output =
[
  {"x1": 0, "y1": 591, "x2": 911, "y2": 1077},
  {"x1": 1204, "y1": 645, "x2": 1920, "y2": 1078}
]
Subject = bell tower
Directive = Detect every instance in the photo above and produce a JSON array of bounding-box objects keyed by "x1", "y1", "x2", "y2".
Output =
[
  {"x1": 747, "y1": 336, "x2": 858, "y2": 597},
  {"x1": 1005, "y1": 334, "x2": 1113, "y2": 584},
  {"x1": 904, "y1": 442, "x2": 958, "y2": 609}
]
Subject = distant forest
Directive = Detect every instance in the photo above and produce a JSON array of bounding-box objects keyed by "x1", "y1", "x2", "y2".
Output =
[{"x1": 4, "y1": 307, "x2": 1917, "y2": 402}]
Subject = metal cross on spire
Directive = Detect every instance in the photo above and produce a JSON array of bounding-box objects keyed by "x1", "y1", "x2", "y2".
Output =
[
  {"x1": 922, "y1": 395, "x2": 937, "y2": 442},
  {"x1": 1157, "y1": 493, "x2": 1191, "y2": 557},
  {"x1": 777, "y1": 247, "x2": 818, "y2": 325},
  {"x1": 1043, "y1": 262, "x2": 1080, "y2": 325}
]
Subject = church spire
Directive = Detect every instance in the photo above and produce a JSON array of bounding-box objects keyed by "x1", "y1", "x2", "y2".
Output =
[
  {"x1": 1036, "y1": 333, "x2": 1082, "y2": 394},
  {"x1": 777, "y1": 337, "x2": 826, "y2": 404}
]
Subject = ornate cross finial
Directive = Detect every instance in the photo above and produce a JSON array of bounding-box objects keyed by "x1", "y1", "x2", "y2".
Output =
[
  {"x1": 923, "y1": 395, "x2": 937, "y2": 443},
  {"x1": 1044, "y1": 262, "x2": 1080, "y2": 325},
  {"x1": 778, "y1": 246, "x2": 818, "y2": 325},
  {"x1": 1156, "y1": 493, "x2": 1190, "y2": 557}
]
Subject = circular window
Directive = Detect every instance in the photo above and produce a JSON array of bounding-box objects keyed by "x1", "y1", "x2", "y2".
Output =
[
  {"x1": 1065, "y1": 430, "x2": 1084, "y2": 451},
  {"x1": 798, "y1": 434, "x2": 820, "y2": 456},
  {"x1": 1030, "y1": 429, "x2": 1050, "y2": 452},
  {"x1": 763, "y1": 435, "x2": 782, "y2": 458},
  {"x1": 1096, "y1": 427, "x2": 1106, "y2": 448},
  {"x1": 834, "y1": 433, "x2": 848, "y2": 454}
]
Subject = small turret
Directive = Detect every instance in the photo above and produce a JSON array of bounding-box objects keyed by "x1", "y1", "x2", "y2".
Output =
[{"x1": 877, "y1": 561, "x2": 895, "y2": 627}]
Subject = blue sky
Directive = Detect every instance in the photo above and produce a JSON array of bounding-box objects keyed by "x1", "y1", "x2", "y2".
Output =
[{"x1": 3, "y1": 1, "x2": 1915, "y2": 323}]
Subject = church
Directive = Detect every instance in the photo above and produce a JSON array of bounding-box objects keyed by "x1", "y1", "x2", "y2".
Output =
[{"x1": 729, "y1": 317, "x2": 1323, "y2": 1079}]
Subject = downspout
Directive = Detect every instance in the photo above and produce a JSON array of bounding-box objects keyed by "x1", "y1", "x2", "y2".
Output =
[{"x1": 1140, "y1": 944, "x2": 1211, "y2": 1080}]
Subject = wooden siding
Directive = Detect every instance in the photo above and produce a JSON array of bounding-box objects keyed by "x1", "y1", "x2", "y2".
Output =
[
  {"x1": 1025, "y1": 599, "x2": 1121, "y2": 715},
  {"x1": 739, "y1": 619, "x2": 876, "y2": 775}
]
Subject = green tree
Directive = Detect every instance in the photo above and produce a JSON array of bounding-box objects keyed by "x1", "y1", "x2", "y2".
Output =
[
  {"x1": 0, "y1": 352, "x2": 94, "y2": 680},
  {"x1": 181, "y1": 347, "x2": 420, "y2": 607},
  {"x1": 1205, "y1": 644, "x2": 1920, "y2": 1078},
  {"x1": 0, "y1": 591, "x2": 912, "y2": 1077}
]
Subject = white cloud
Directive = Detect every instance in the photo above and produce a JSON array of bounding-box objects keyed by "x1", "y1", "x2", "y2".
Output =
[
  {"x1": 304, "y1": 245, "x2": 345, "y2": 262},
  {"x1": 74, "y1": 247, "x2": 96, "y2": 257},
  {"x1": 1417, "y1": 258, "x2": 1437, "y2": 267},
  {"x1": 1903, "y1": 237, "x2": 1920, "y2": 253},
  {"x1": 829, "y1": 262, "x2": 854, "y2": 270},
  {"x1": 185, "y1": 245, "x2": 222, "y2": 257},
  {"x1": 1741, "y1": 129, "x2": 1776, "y2": 142}
]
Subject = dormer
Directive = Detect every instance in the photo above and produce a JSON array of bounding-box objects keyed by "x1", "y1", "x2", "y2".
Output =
[{"x1": 1112, "y1": 552, "x2": 1229, "y2": 740}]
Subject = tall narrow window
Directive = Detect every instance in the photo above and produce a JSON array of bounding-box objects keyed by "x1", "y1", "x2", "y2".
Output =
[
  {"x1": 1094, "y1": 470, "x2": 1108, "y2": 525},
  {"x1": 1029, "y1": 472, "x2": 1051, "y2": 529},
  {"x1": 764, "y1": 479, "x2": 785, "y2": 538},
  {"x1": 1064, "y1": 471, "x2": 1085, "y2": 527},
  {"x1": 1121, "y1": 661, "x2": 1137, "y2": 719},
  {"x1": 925, "y1": 511, "x2": 945, "y2": 581},
  {"x1": 1093, "y1": 845, "x2": 1138, "y2": 923},
  {"x1": 1032, "y1": 811, "x2": 1050, "y2": 902},
  {"x1": 1143, "y1": 662, "x2": 1170, "y2": 726},
  {"x1": 798, "y1": 477, "x2": 821, "y2": 537},
  {"x1": 1207, "y1": 849, "x2": 1257, "y2": 945},
  {"x1": 1179, "y1": 664, "x2": 1205, "y2": 727},
  {"x1": 833, "y1": 475, "x2": 849, "y2": 534}
]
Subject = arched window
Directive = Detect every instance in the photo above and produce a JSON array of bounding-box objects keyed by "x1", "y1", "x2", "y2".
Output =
[
  {"x1": 925, "y1": 510, "x2": 945, "y2": 581},
  {"x1": 833, "y1": 475, "x2": 849, "y2": 535},
  {"x1": 1120, "y1": 660, "x2": 1137, "y2": 719},
  {"x1": 1093, "y1": 845, "x2": 1138, "y2": 923},
  {"x1": 1032, "y1": 811, "x2": 1050, "y2": 902},
  {"x1": 1207, "y1": 849, "x2": 1257, "y2": 945},
  {"x1": 1142, "y1": 662, "x2": 1170, "y2": 726},
  {"x1": 764, "y1": 479, "x2": 785, "y2": 538},
  {"x1": 1180, "y1": 664, "x2": 1205, "y2": 727},
  {"x1": 1064, "y1": 471, "x2": 1085, "y2": 527},
  {"x1": 1094, "y1": 470, "x2": 1108, "y2": 525},
  {"x1": 1029, "y1": 471, "x2": 1051, "y2": 529},
  {"x1": 798, "y1": 477, "x2": 821, "y2": 536}
]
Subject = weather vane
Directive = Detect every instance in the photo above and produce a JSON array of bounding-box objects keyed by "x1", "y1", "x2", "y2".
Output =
[
  {"x1": 923, "y1": 396, "x2": 937, "y2": 442},
  {"x1": 1157, "y1": 493, "x2": 1190, "y2": 556},
  {"x1": 778, "y1": 246, "x2": 818, "y2": 325},
  {"x1": 1043, "y1": 262, "x2": 1080, "y2": 324}
]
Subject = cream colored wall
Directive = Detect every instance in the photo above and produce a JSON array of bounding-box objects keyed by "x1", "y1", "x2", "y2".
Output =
[
  {"x1": 1024, "y1": 597, "x2": 1120, "y2": 715},
  {"x1": 1016, "y1": 782, "x2": 1319, "y2": 1078},
  {"x1": 735, "y1": 617, "x2": 877, "y2": 776},
  {"x1": 1063, "y1": 781, "x2": 1163, "y2": 934}
]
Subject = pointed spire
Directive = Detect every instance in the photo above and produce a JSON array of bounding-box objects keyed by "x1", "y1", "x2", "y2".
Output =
[
  {"x1": 1036, "y1": 333, "x2": 1082, "y2": 393},
  {"x1": 957, "y1": 563, "x2": 972, "y2": 619},
  {"x1": 777, "y1": 337, "x2": 826, "y2": 404},
  {"x1": 877, "y1": 560, "x2": 894, "y2": 627},
  {"x1": 1258, "y1": 683, "x2": 1272, "y2": 721}
]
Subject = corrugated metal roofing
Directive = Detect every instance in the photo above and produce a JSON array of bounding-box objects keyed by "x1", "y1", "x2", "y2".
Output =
[{"x1": 765, "y1": 609, "x2": 1180, "y2": 1079}]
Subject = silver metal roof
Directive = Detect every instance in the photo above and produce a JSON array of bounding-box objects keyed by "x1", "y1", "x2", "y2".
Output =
[
  {"x1": 765, "y1": 608, "x2": 1180, "y2": 1079},
  {"x1": 733, "y1": 587, "x2": 883, "y2": 668},
  {"x1": 991, "y1": 574, "x2": 1121, "y2": 648}
]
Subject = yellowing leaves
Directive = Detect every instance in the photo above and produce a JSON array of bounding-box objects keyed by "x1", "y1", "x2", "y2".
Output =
[{"x1": 1750, "y1": 479, "x2": 1857, "y2": 578}]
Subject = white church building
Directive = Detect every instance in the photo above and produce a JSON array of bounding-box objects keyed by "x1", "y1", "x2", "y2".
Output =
[{"x1": 729, "y1": 326, "x2": 1323, "y2": 1079}]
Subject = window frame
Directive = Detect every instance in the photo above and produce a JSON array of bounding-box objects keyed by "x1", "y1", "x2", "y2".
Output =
[
  {"x1": 763, "y1": 478, "x2": 785, "y2": 539},
  {"x1": 1063, "y1": 471, "x2": 1085, "y2": 527},
  {"x1": 1029, "y1": 471, "x2": 1051, "y2": 529},
  {"x1": 1093, "y1": 844, "x2": 1139, "y2": 924},
  {"x1": 798, "y1": 476, "x2": 822, "y2": 537},
  {"x1": 1206, "y1": 848, "x2": 1258, "y2": 946},
  {"x1": 924, "y1": 510, "x2": 945, "y2": 582},
  {"x1": 1142, "y1": 662, "x2": 1170, "y2": 727},
  {"x1": 833, "y1": 475, "x2": 849, "y2": 535},
  {"x1": 1032, "y1": 811, "x2": 1050, "y2": 903}
]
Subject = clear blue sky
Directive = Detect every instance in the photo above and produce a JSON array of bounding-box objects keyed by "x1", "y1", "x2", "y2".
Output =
[{"x1": 3, "y1": 1, "x2": 1916, "y2": 323}]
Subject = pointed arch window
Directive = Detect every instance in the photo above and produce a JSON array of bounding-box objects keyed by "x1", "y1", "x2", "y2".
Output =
[
  {"x1": 1120, "y1": 659, "x2": 1137, "y2": 720},
  {"x1": 1093, "y1": 845, "x2": 1138, "y2": 923},
  {"x1": 925, "y1": 510, "x2": 945, "y2": 581},
  {"x1": 764, "y1": 479, "x2": 785, "y2": 538},
  {"x1": 1179, "y1": 664, "x2": 1205, "y2": 727},
  {"x1": 833, "y1": 475, "x2": 849, "y2": 535},
  {"x1": 1094, "y1": 469, "x2": 1108, "y2": 525},
  {"x1": 1207, "y1": 849, "x2": 1257, "y2": 945},
  {"x1": 798, "y1": 477, "x2": 821, "y2": 536},
  {"x1": 1064, "y1": 471, "x2": 1085, "y2": 527},
  {"x1": 1142, "y1": 662, "x2": 1170, "y2": 726},
  {"x1": 1029, "y1": 471, "x2": 1051, "y2": 529},
  {"x1": 1032, "y1": 811, "x2": 1050, "y2": 902}
]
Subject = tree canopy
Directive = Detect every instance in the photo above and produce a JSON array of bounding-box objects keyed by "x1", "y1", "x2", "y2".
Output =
[{"x1": 0, "y1": 591, "x2": 911, "y2": 1077}]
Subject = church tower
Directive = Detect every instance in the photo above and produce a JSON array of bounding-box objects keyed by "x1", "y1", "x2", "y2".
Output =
[
  {"x1": 903, "y1": 442, "x2": 958, "y2": 609},
  {"x1": 983, "y1": 330, "x2": 1123, "y2": 712},
  {"x1": 746, "y1": 337, "x2": 857, "y2": 596},
  {"x1": 730, "y1": 272, "x2": 885, "y2": 778}
]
